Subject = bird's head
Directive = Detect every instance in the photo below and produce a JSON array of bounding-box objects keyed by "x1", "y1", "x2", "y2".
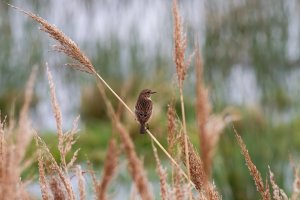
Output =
[{"x1": 139, "y1": 89, "x2": 156, "y2": 99}]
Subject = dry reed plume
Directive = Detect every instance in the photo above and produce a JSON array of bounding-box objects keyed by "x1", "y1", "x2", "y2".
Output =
[
  {"x1": 151, "y1": 140, "x2": 169, "y2": 200},
  {"x1": 172, "y1": 0, "x2": 192, "y2": 196},
  {"x1": 268, "y1": 166, "x2": 288, "y2": 200},
  {"x1": 0, "y1": 67, "x2": 37, "y2": 200},
  {"x1": 234, "y1": 127, "x2": 271, "y2": 200},
  {"x1": 76, "y1": 165, "x2": 86, "y2": 200},
  {"x1": 195, "y1": 43, "x2": 212, "y2": 176},
  {"x1": 47, "y1": 66, "x2": 80, "y2": 174},
  {"x1": 292, "y1": 162, "x2": 300, "y2": 200},
  {"x1": 195, "y1": 43, "x2": 241, "y2": 177},
  {"x1": 33, "y1": 67, "x2": 86, "y2": 200},
  {"x1": 167, "y1": 103, "x2": 177, "y2": 155},
  {"x1": 97, "y1": 139, "x2": 119, "y2": 200},
  {"x1": 179, "y1": 134, "x2": 220, "y2": 200}
]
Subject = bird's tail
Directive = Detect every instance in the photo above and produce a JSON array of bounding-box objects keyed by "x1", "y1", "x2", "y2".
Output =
[{"x1": 140, "y1": 123, "x2": 146, "y2": 134}]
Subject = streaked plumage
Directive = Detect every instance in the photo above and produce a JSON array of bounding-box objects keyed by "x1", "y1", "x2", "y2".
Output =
[{"x1": 135, "y1": 89, "x2": 156, "y2": 134}]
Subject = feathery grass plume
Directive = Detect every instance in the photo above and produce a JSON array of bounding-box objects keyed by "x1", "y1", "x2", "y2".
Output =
[
  {"x1": 174, "y1": 167, "x2": 184, "y2": 200},
  {"x1": 268, "y1": 166, "x2": 288, "y2": 200},
  {"x1": 233, "y1": 127, "x2": 271, "y2": 200},
  {"x1": 37, "y1": 149, "x2": 51, "y2": 200},
  {"x1": 15, "y1": 65, "x2": 37, "y2": 163},
  {"x1": 203, "y1": 109, "x2": 241, "y2": 177},
  {"x1": 8, "y1": 5, "x2": 95, "y2": 74},
  {"x1": 179, "y1": 134, "x2": 220, "y2": 199},
  {"x1": 151, "y1": 140, "x2": 169, "y2": 200},
  {"x1": 172, "y1": 0, "x2": 192, "y2": 195},
  {"x1": 194, "y1": 43, "x2": 212, "y2": 176},
  {"x1": 265, "y1": 178, "x2": 271, "y2": 200},
  {"x1": 97, "y1": 138, "x2": 119, "y2": 200},
  {"x1": 34, "y1": 133, "x2": 76, "y2": 200},
  {"x1": 292, "y1": 163, "x2": 300, "y2": 200},
  {"x1": 0, "y1": 67, "x2": 37, "y2": 200},
  {"x1": 76, "y1": 165, "x2": 86, "y2": 200},
  {"x1": 46, "y1": 66, "x2": 64, "y2": 157},
  {"x1": 116, "y1": 121, "x2": 153, "y2": 200},
  {"x1": 87, "y1": 161, "x2": 98, "y2": 196},
  {"x1": 129, "y1": 183, "x2": 138, "y2": 200},
  {"x1": 167, "y1": 103, "x2": 177, "y2": 155},
  {"x1": 172, "y1": 0, "x2": 187, "y2": 88},
  {"x1": 49, "y1": 176, "x2": 67, "y2": 200},
  {"x1": 97, "y1": 82, "x2": 153, "y2": 200},
  {"x1": 47, "y1": 66, "x2": 80, "y2": 174}
]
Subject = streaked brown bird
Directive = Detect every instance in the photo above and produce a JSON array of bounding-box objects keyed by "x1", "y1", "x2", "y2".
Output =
[{"x1": 135, "y1": 89, "x2": 156, "y2": 134}]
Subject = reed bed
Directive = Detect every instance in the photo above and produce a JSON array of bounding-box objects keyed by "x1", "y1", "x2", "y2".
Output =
[{"x1": 1, "y1": 2, "x2": 299, "y2": 200}]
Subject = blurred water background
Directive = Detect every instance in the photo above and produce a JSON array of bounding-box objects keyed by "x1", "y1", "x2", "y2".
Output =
[{"x1": 1, "y1": 0, "x2": 300, "y2": 199}]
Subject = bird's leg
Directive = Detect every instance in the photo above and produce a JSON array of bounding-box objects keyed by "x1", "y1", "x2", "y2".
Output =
[{"x1": 146, "y1": 123, "x2": 149, "y2": 130}]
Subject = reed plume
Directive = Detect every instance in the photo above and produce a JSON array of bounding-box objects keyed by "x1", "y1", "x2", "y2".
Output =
[
  {"x1": 172, "y1": 0, "x2": 192, "y2": 195},
  {"x1": 37, "y1": 148, "x2": 51, "y2": 200},
  {"x1": 292, "y1": 163, "x2": 300, "y2": 200},
  {"x1": 194, "y1": 43, "x2": 211, "y2": 176},
  {"x1": 152, "y1": 140, "x2": 169, "y2": 200},
  {"x1": 0, "y1": 67, "x2": 37, "y2": 200},
  {"x1": 234, "y1": 127, "x2": 271, "y2": 200},
  {"x1": 179, "y1": 134, "x2": 220, "y2": 199},
  {"x1": 33, "y1": 67, "x2": 86, "y2": 200},
  {"x1": 49, "y1": 176, "x2": 67, "y2": 200},
  {"x1": 167, "y1": 103, "x2": 177, "y2": 155},
  {"x1": 97, "y1": 138, "x2": 119, "y2": 200},
  {"x1": 76, "y1": 165, "x2": 86, "y2": 200},
  {"x1": 268, "y1": 166, "x2": 288, "y2": 200}
]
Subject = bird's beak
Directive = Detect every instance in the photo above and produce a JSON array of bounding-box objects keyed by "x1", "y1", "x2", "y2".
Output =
[{"x1": 151, "y1": 91, "x2": 157, "y2": 94}]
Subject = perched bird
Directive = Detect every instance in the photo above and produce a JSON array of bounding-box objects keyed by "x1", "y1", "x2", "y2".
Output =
[{"x1": 135, "y1": 89, "x2": 156, "y2": 134}]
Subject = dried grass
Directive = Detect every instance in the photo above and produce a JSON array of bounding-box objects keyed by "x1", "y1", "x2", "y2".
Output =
[
  {"x1": 179, "y1": 134, "x2": 220, "y2": 199},
  {"x1": 34, "y1": 133, "x2": 75, "y2": 200},
  {"x1": 37, "y1": 149, "x2": 51, "y2": 200},
  {"x1": 49, "y1": 176, "x2": 67, "y2": 200},
  {"x1": 167, "y1": 103, "x2": 177, "y2": 155},
  {"x1": 97, "y1": 138, "x2": 119, "y2": 200},
  {"x1": 268, "y1": 166, "x2": 288, "y2": 200},
  {"x1": 8, "y1": 3, "x2": 297, "y2": 200},
  {"x1": 116, "y1": 121, "x2": 153, "y2": 200},
  {"x1": 0, "y1": 67, "x2": 37, "y2": 200},
  {"x1": 172, "y1": 0, "x2": 192, "y2": 196},
  {"x1": 174, "y1": 168, "x2": 184, "y2": 200},
  {"x1": 76, "y1": 165, "x2": 86, "y2": 200},
  {"x1": 33, "y1": 67, "x2": 85, "y2": 200},
  {"x1": 234, "y1": 127, "x2": 271, "y2": 200},
  {"x1": 194, "y1": 43, "x2": 212, "y2": 176},
  {"x1": 152, "y1": 140, "x2": 169, "y2": 200},
  {"x1": 172, "y1": 0, "x2": 187, "y2": 88},
  {"x1": 292, "y1": 163, "x2": 300, "y2": 200}
]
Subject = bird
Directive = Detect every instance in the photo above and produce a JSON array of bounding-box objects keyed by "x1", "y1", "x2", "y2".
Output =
[{"x1": 135, "y1": 89, "x2": 156, "y2": 134}]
